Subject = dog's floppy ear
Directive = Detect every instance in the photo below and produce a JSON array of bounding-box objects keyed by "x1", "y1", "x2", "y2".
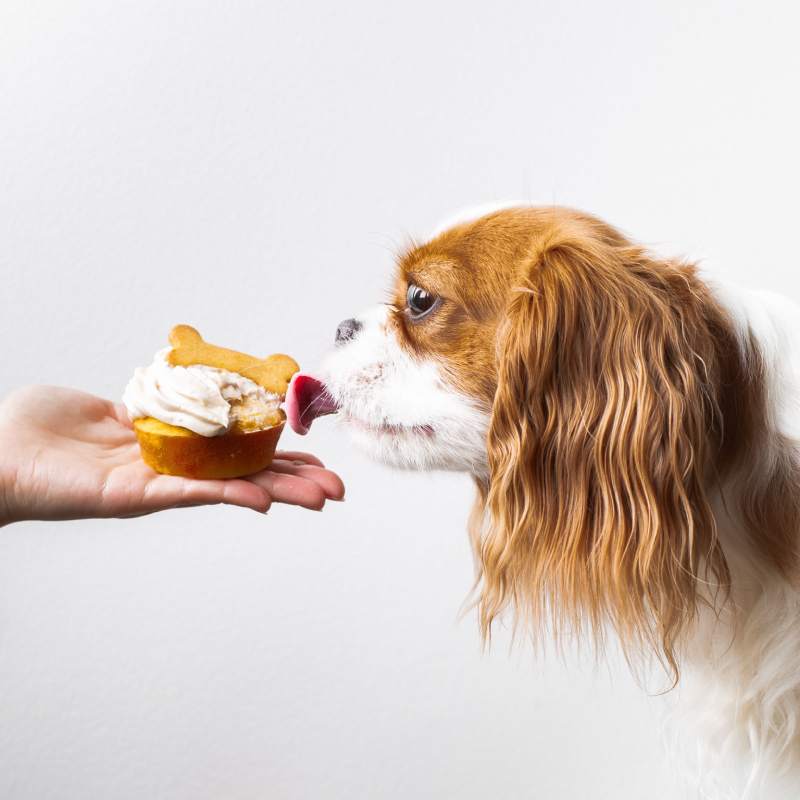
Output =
[{"x1": 476, "y1": 226, "x2": 731, "y2": 678}]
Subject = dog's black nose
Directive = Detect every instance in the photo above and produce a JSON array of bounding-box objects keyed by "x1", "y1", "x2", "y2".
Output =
[{"x1": 335, "y1": 318, "x2": 362, "y2": 346}]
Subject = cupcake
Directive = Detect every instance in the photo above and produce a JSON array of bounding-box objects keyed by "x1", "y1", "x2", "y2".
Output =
[{"x1": 123, "y1": 325, "x2": 299, "y2": 479}]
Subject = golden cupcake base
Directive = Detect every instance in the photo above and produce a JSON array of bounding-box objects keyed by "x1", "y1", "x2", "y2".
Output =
[{"x1": 133, "y1": 412, "x2": 285, "y2": 479}]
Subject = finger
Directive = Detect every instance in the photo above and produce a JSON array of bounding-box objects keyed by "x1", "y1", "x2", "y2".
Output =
[
  {"x1": 219, "y1": 479, "x2": 273, "y2": 512},
  {"x1": 246, "y1": 471, "x2": 327, "y2": 510},
  {"x1": 268, "y1": 460, "x2": 345, "y2": 500},
  {"x1": 145, "y1": 475, "x2": 272, "y2": 513},
  {"x1": 110, "y1": 403, "x2": 134, "y2": 430},
  {"x1": 273, "y1": 450, "x2": 326, "y2": 468}
]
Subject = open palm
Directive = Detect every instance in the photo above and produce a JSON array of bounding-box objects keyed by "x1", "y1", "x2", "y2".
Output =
[{"x1": 0, "y1": 386, "x2": 344, "y2": 525}]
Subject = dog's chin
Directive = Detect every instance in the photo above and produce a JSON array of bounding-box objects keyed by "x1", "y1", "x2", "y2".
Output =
[
  {"x1": 341, "y1": 414, "x2": 442, "y2": 471},
  {"x1": 337, "y1": 410, "x2": 489, "y2": 475}
]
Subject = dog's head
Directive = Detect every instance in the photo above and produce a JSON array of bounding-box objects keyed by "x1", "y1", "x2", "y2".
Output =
[
  {"x1": 288, "y1": 206, "x2": 546, "y2": 475},
  {"x1": 287, "y1": 206, "x2": 793, "y2": 677}
]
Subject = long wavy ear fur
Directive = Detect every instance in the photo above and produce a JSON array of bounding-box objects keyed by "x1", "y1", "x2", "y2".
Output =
[{"x1": 477, "y1": 225, "x2": 736, "y2": 679}]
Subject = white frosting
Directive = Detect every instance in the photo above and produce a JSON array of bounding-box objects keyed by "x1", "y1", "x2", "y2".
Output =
[{"x1": 123, "y1": 348, "x2": 280, "y2": 437}]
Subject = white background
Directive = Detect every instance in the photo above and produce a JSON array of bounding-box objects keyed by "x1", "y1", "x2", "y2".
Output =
[{"x1": 1, "y1": 2, "x2": 799, "y2": 798}]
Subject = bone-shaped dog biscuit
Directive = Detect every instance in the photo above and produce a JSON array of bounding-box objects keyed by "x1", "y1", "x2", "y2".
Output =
[{"x1": 167, "y1": 325, "x2": 299, "y2": 395}]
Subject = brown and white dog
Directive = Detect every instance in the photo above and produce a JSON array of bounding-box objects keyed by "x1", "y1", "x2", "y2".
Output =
[{"x1": 286, "y1": 206, "x2": 800, "y2": 796}]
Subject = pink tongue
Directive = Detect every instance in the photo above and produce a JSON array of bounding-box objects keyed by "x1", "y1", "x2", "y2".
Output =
[{"x1": 285, "y1": 373, "x2": 339, "y2": 435}]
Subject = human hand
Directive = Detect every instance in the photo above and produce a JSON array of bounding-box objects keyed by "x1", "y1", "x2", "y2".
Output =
[{"x1": 0, "y1": 386, "x2": 344, "y2": 526}]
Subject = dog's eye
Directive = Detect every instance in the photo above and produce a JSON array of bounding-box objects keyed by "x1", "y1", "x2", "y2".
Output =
[{"x1": 406, "y1": 284, "x2": 438, "y2": 319}]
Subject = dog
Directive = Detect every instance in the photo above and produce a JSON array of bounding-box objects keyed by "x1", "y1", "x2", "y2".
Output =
[{"x1": 286, "y1": 205, "x2": 800, "y2": 796}]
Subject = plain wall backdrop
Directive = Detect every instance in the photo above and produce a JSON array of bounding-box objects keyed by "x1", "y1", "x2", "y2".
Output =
[{"x1": 1, "y1": 2, "x2": 799, "y2": 798}]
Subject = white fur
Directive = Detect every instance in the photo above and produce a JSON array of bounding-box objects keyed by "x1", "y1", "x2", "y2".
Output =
[{"x1": 320, "y1": 305, "x2": 490, "y2": 474}]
